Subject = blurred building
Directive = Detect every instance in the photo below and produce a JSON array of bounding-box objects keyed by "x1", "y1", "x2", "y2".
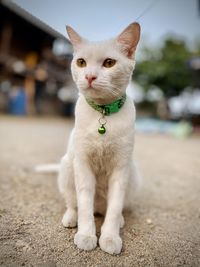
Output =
[{"x1": 0, "y1": 0, "x2": 75, "y2": 115}]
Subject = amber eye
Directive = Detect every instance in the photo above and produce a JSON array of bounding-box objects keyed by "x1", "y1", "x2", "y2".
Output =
[
  {"x1": 103, "y1": 58, "x2": 116, "y2": 68},
  {"x1": 77, "y1": 58, "x2": 86, "y2": 67}
]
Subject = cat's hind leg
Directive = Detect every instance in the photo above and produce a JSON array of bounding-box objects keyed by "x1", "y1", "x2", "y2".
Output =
[
  {"x1": 58, "y1": 152, "x2": 77, "y2": 228},
  {"x1": 124, "y1": 161, "x2": 142, "y2": 211}
]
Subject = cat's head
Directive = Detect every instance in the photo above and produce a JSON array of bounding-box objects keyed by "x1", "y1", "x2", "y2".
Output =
[{"x1": 66, "y1": 22, "x2": 140, "y2": 103}]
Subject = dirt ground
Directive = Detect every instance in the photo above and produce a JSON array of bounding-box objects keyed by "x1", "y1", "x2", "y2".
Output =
[{"x1": 0, "y1": 115, "x2": 200, "y2": 267}]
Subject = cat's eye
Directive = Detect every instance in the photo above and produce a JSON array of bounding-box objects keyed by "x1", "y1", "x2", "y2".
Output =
[
  {"x1": 77, "y1": 58, "x2": 86, "y2": 67},
  {"x1": 103, "y1": 58, "x2": 116, "y2": 68}
]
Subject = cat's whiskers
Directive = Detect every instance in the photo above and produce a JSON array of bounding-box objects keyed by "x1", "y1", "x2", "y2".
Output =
[
  {"x1": 102, "y1": 84, "x2": 123, "y2": 98},
  {"x1": 90, "y1": 81, "x2": 116, "y2": 95},
  {"x1": 96, "y1": 81, "x2": 121, "y2": 96}
]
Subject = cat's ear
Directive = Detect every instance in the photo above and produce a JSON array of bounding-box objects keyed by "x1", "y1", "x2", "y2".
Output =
[
  {"x1": 66, "y1": 26, "x2": 85, "y2": 49},
  {"x1": 117, "y1": 22, "x2": 140, "y2": 58}
]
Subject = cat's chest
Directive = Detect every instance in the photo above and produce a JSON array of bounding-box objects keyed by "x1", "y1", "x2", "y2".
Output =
[
  {"x1": 87, "y1": 139, "x2": 116, "y2": 177},
  {"x1": 74, "y1": 95, "x2": 135, "y2": 171},
  {"x1": 81, "y1": 124, "x2": 133, "y2": 177},
  {"x1": 82, "y1": 115, "x2": 129, "y2": 158},
  {"x1": 75, "y1": 118, "x2": 125, "y2": 176}
]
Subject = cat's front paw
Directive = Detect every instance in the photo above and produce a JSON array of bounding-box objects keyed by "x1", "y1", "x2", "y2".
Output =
[
  {"x1": 99, "y1": 234, "x2": 122, "y2": 255},
  {"x1": 62, "y1": 209, "x2": 77, "y2": 228},
  {"x1": 74, "y1": 232, "x2": 97, "y2": 251}
]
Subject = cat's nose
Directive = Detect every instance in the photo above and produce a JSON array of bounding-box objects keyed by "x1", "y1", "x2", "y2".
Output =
[{"x1": 85, "y1": 74, "x2": 97, "y2": 86}]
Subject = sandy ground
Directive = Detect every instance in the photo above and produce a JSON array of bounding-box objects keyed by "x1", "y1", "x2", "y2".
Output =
[{"x1": 0, "y1": 115, "x2": 200, "y2": 267}]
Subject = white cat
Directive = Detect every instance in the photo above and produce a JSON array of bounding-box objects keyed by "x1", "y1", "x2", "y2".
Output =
[{"x1": 58, "y1": 22, "x2": 141, "y2": 255}]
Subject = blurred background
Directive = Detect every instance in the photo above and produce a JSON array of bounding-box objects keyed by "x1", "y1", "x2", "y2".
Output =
[{"x1": 0, "y1": 0, "x2": 200, "y2": 136}]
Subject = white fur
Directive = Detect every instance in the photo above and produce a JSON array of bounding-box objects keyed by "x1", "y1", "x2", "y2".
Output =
[{"x1": 58, "y1": 22, "x2": 140, "y2": 254}]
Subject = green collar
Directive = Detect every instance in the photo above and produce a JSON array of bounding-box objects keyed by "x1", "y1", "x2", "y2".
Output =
[{"x1": 86, "y1": 94, "x2": 126, "y2": 116}]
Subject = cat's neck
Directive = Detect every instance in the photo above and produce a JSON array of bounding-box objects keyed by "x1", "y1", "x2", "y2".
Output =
[{"x1": 83, "y1": 94, "x2": 125, "y2": 105}]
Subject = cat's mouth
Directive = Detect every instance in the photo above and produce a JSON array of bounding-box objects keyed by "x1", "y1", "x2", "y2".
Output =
[
  {"x1": 83, "y1": 84, "x2": 104, "y2": 97},
  {"x1": 81, "y1": 82, "x2": 108, "y2": 97},
  {"x1": 87, "y1": 84, "x2": 99, "y2": 91}
]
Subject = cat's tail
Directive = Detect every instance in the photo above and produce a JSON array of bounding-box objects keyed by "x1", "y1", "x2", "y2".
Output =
[{"x1": 34, "y1": 163, "x2": 60, "y2": 173}]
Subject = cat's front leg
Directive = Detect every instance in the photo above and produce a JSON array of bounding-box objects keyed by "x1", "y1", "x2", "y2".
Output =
[
  {"x1": 73, "y1": 156, "x2": 97, "y2": 251},
  {"x1": 99, "y1": 167, "x2": 128, "y2": 255}
]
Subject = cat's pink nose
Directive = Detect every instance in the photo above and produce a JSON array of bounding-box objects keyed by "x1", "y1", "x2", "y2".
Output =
[{"x1": 85, "y1": 75, "x2": 97, "y2": 86}]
